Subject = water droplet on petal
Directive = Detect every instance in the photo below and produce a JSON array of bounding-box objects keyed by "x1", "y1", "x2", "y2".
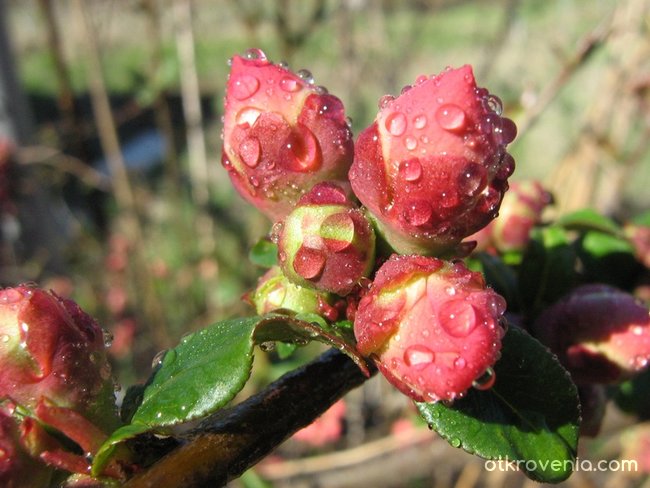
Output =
[
  {"x1": 244, "y1": 48, "x2": 267, "y2": 61},
  {"x1": 236, "y1": 106, "x2": 261, "y2": 127},
  {"x1": 297, "y1": 69, "x2": 314, "y2": 84},
  {"x1": 499, "y1": 117, "x2": 517, "y2": 144},
  {"x1": 320, "y1": 213, "x2": 355, "y2": 252},
  {"x1": 280, "y1": 76, "x2": 302, "y2": 93},
  {"x1": 231, "y1": 75, "x2": 260, "y2": 100},
  {"x1": 632, "y1": 326, "x2": 645, "y2": 336},
  {"x1": 496, "y1": 153, "x2": 516, "y2": 180},
  {"x1": 284, "y1": 124, "x2": 322, "y2": 172},
  {"x1": 399, "y1": 159, "x2": 422, "y2": 182},
  {"x1": 400, "y1": 84, "x2": 412, "y2": 94},
  {"x1": 102, "y1": 330, "x2": 113, "y2": 348},
  {"x1": 378, "y1": 94, "x2": 395, "y2": 109},
  {"x1": 293, "y1": 246, "x2": 326, "y2": 280},
  {"x1": 486, "y1": 95, "x2": 503, "y2": 115},
  {"x1": 472, "y1": 367, "x2": 496, "y2": 390},
  {"x1": 404, "y1": 200, "x2": 432, "y2": 226},
  {"x1": 0, "y1": 288, "x2": 24, "y2": 304},
  {"x1": 413, "y1": 114, "x2": 427, "y2": 129},
  {"x1": 454, "y1": 356, "x2": 467, "y2": 369},
  {"x1": 438, "y1": 300, "x2": 479, "y2": 337},
  {"x1": 385, "y1": 112, "x2": 407, "y2": 136},
  {"x1": 435, "y1": 104, "x2": 466, "y2": 131},
  {"x1": 457, "y1": 163, "x2": 487, "y2": 196},
  {"x1": 239, "y1": 137, "x2": 261, "y2": 167},
  {"x1": 404, "y1": 345, "x2": 435, "y2": 370},
  {"x1": 415, "y1": 74, "x2": 428, "y2": 85},
  {"x1": 632, "y1": 355, "x2": 649, "y2": 370},
  {"x1": 0, "y1": 334, "x2": 9, "y2": 343},
  {"x1": 151, "y1": 349, "x2": 167, "y2": 369},
  {"x1": 405, "y1": 137, "x2": 417, "y2": 151}
]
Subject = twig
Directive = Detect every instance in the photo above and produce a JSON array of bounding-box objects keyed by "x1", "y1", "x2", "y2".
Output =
[{"x1": 124, "y1": 349, "x2": 375, "y2": 487}]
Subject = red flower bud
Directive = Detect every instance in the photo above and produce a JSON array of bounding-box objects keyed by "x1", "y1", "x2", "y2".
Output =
[
  {"x1": 468, "y1": 180, "x2": 552, "y2": 253},
  {"x1": 222, "y1": 49, "x2": 354, "y2": 220},
  {"x1": 349, "y1": 66, "x2": 516, "y2": 255},
  {"x1": 250, "y1": 266, "x2": 335, "y2": 317},
  {"x1": 0, "y1": 286, "x2": 119, "y2": 436},
  {"x1": 354, "y1": 255, "x2": 506, "y2": 402},
  {"x1": 532, "y1": 284, "x2": 650, "y2": 384},
  {"x1": 276, "y1": 183, "x2": 375, "y2": 296}
]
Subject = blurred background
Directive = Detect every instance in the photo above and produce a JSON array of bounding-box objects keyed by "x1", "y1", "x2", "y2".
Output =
[{"x1": 0, "y1": 0, "x2": 649, "y2": 486}]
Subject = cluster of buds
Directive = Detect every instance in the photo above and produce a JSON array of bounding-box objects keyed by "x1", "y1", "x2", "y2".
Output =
[
  {"x1": 225, "y1": 50, "x2": 516, "y2": 402},
  {"x1": 467, "y1": 180, "x2": 552, "y2": 253},
  {"x1": 0, "y1": 286, "x2": 124, "y2": 484}
]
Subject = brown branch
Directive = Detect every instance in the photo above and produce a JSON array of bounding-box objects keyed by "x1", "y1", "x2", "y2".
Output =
[{"x1": 124, "y1": 349, "x2": 375, "y2": 487}]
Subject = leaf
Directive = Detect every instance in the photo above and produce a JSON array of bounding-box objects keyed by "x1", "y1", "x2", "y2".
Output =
[
  {"x1": 473, "y1": 252, "x2": 520, "y2": 312},
  {"x1": 614, "y1": 368, "x2": 650, "y2": 419},
  {"x1": 416, "y1": 327, "x2": 580, "y2": 483},
  {"x1": 131, "y1": 316, "x2": 262, "y2": 426},
  {"x1": 519, "y1": 226, "x2": 577, "y2": 317},
  {"x1": 92, "y1": 423, "x2": 154, "y2": 476},
  {"x1": 556, "y1": 208, "x2": 622, "y2": 236},
  {"x1": 575, "y1": 231, "x2": 640, "y2": 289},
  {"x1": 249, "y1": 239, "x2": 278, "y2": 268}
]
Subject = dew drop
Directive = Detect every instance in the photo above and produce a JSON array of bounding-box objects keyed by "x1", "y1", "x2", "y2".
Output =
[
  {"x1": 293, "y1": 247, "x2": 326, "y2": 280},
  {"x1": 231, "y1": 75, "x2": 260, "y2": 101},
  {"x1": 249, "y1": 175, "x2": 260, "y2": 188},
  {"x1": 102, "y1": 330, "x2": 113, "y2": 348},
  {"x1": 270, "y1": 222, "x2": 284, "y2": 243},
  {"x1": 280, "y1": 76, "x2": 302, "y2": 93},
  {"x1": 297, "y1": 69, "x2": 314, "y2": 84},
  {"x1": 486, "y1": 95, "x2": 503, "y2": 115},
  {"x1": 235, "y1": 106, "x2": 261, "y2": 127},
  {"x1": 260, "y1": 341, "x2": 276, "y2": 352},
  {"x1": 405, "y1": 136, "x2": 417, "y2": 151},
  {"x1": 315, "y1": 85, "x2": 328, "y2": 95},
  {"x1": 238, "y1": 137, "x2": 261, "y2": 168},
  {"x1": 278, "y1": 60, "x2": 289, "y2": 69},
  {"x1": 0, "y1": 334, "x2": 8, "y2": 343},
  {"x1": 457, "y1": 163, "x2": 486, "y2": 196},
  {"x1": 404, "y1": 200, "x2": 433, "y2": 226},
  {"x1": 284, "y1": 124, "x2": 322, "y2": 172},
  {"x1": 244, "y1": 48, "x2": 267, "y2": 61},
  {"x1": 151, "y1": 349, "x2": 167, "y2": 369},
  {"x1": 415, "y1": 74, "x2": 428, "y2": 85},
  {"x1": 400, "y1": 84, "x2": 412, "y2": 94},
  {"x1": 454, "y1": 356, "x2": 467, "y2": 369},
  {"x1": 496, "y1": 153, "x2": 516, "y2": 180},
  {"x1": 384, "y1": 112, "x2": 407, "y2": 136},
  {"x1": 403, "y1": 345, "x2": 436, "y2": 370},
  {"x1": 450, "y1": 437, "x2": 462, "y2": 448},
  {"x1": 437, "y1": 300, "x2": 479, "y2": 338},
  {"x1": 472, "y1": 367, "x2": 496, "y2": 390},
  {"x1": 398, "y1": 159, "x2": 423, "y2": 182},
  {"x1": 320, "y1": 213, "x2": 355, "y2": 252},
  {"x1": 487, "y1": 294, "x2": 507, "y2": 316},
  {"x1": 435, "y1": 104, "x2": 466, "y2": 131},
  {"x1": 378, "y1": 94, "x2": 395, "y2": 109},
  {"x1": 632, "y1": 325, "x2": 645, "y2": 336},
  {"x1": 499, "y1": 117, "x2": 517, "y2": 144},
  {"x1": 413, "y1": 114, "x2": 427, "y2": 129}
]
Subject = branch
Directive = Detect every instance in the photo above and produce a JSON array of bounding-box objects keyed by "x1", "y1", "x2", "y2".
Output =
[{"x1": 124, "y1": 349, "x2": 374, "y2": 487}]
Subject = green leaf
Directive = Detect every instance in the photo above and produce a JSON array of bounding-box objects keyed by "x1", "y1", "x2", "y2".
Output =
[
  {"x1": 473, "y1": 252, "x2": 520, "y2": 312},
  {"x1": 416, "y1": 327, "x2": 579, "y2": 483},
  {"x1": 92, "y1": 423, "x2": 154, "y2": 476},
  {"x1": 519, "y1": 227, "x2": 577, "y2": 317},
  {"x1": 249, "y1": 239, "x2": 278, "y2": 268},
  {"x1": 576, "y1": 231, "x2": 640, "y2": 289},
  {"x1": 614, "y1": 368, "x2": 650, "y2": 419},
  {"x1": 131, "y1": 316, "x2": 262, "y2": 426},
  {"x1": 556, "y1": 208, "x2": 622, "y2": 236}
]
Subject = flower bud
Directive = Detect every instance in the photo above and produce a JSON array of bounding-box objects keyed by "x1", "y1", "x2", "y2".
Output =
[
  {"x1": 467, "y1": 180, "x2": 552, "y2": 253},
  {"x1": 349, "y1": 65, "x2": 516, "y2": 255},
  {"x1": 222, "y1": 49, "x2": 354, "y2": 221},
  {"x1": 532, "y1": 284, "x2": 650, "y2": 384},
  {"x1": 276, "y1": 182, "x2": 375, "y2": 296},
  {"x1": 354, "y1": 255, "x2": 506, "y2": 402},
  {"x1": 0, "y1": 286, "x2": 119, "y2": 436},
  {"x1": 250, "y1": 266, "x2": 335, "y2": 317},
  {"x1": 625, "y1": 222, "x2": 650, "y2": 269}
]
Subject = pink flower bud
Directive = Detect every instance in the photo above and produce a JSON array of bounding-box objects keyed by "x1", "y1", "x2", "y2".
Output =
[
  {"x1": 354, "y1": 255, "x2": 506, "y2": 402},
  {"x1": 349, "y1": 66, "x2": 516, "y2": 255},
  {"x1": 467, "y1": 180, "x2": 552, "y2": 253},
  {"x1": 222, "y1": 50, "x2": 354, "y2": 220},
  {"x1": 276, "y1": 183, "x2": 375, "y2": 296},
  {"x1": 250, "y1": 266, "x2": 336, "y2": 317},
  {"x1": 293, "y1": 399, "x2": 346, "y2": 447},
  {"x1": 532, "y1": 284, "x2": 650, "y2": 384},
  {"x1": 0, "y1": 286, "x2": 119, "y2": 435}
]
